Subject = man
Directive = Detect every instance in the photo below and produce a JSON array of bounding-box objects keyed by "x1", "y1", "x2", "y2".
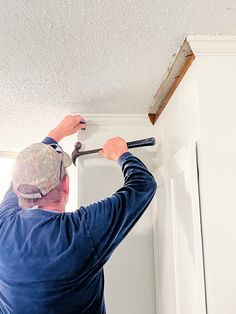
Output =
[{"x1": 0, "y1": 115, "x2": 157, "y2": 314}]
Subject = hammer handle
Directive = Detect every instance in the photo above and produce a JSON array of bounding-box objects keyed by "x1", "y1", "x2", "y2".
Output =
[
  {"x1": 127, "y1": 137, "x2": 156, "y2": 149},
  {"x1": 78, "y1": 137, "x2": 156, "y2": 157}
]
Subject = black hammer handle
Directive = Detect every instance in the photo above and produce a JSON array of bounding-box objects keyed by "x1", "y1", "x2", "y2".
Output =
[
  {"x1": 72, "y1": 137, "x2": 156, "y2": 165},
  {"x1": 85, "y1": 137, "x2": 156, "y2": 154},
  {"x1": 126, "y1": 137, "x2": 156, "y2": 149},
  {"x1": 91, "y1": 137, "x2": 155, "y2": 153}
]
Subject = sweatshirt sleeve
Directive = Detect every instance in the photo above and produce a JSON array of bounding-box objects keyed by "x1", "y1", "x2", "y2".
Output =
[
  {"x1": 0, "y1": 137, "x2": 60, "y2": 219},
  {"x1": 79, "y1": 152, "x2": 157, "y2": 267}
]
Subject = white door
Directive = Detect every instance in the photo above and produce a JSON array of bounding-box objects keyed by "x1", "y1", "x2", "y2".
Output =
[{"x1": 154, "y1": 143, "x2": 206, "y2": 314}]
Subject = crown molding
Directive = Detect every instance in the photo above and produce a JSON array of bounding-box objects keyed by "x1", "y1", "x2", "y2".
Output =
[
  {"x1": 187, "y1": 35, "x2": 236, "y2": 56},
  {"x1": 72, "y1": 114, "x2": 151, "y2": 127}
]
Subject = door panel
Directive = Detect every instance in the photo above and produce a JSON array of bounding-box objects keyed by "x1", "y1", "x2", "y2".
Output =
[
  {"x1": 154, "y1": 143, "x2": 206, "y2": 314},
  {"x1": 171, "y1": 171, "x2": 196, "y2": 313}
]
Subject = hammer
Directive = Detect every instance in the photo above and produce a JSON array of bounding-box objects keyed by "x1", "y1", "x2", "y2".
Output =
[{"x1": 71, "y1": 137, "x2": 156, "y2": 165}]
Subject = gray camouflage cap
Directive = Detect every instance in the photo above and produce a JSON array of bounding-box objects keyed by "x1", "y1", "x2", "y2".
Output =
[{"x1": 12, "y1": 143, "x2": 72, "y2": 199}]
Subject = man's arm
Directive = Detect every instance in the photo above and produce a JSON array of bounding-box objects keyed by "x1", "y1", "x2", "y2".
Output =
[
  {"x1": 76, "y1": 137, "x2": 157, "y2": 268},
  {"x1": 0, "y1": 115, "x2": 86, "y2": 218}
]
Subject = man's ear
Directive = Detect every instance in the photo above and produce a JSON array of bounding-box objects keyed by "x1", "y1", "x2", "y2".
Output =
[
  {"x1": 63, "y1": 175, "x2": 69, "y2": 195},
  {"x1": 13, "y1": 186, "x2": 20, "y2": 197}
]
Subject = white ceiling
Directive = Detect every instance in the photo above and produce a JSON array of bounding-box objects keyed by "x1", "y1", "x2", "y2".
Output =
[{"x1": 0, "y1": 0, "x2": 236, "y2": 149}]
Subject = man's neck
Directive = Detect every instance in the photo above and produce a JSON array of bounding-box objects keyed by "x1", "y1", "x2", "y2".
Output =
[{"x1": 37, "y1": 204, "x2": 65, "y2": 213}]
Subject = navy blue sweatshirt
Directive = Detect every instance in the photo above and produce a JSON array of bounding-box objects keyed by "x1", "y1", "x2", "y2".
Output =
[{"x1": 0, "y1": 137, "x2": 157, "y2": 314}]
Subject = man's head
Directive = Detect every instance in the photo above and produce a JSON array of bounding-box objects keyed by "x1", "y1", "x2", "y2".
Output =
[{"x1": 12, "y1": 143, "x2": 72, "y2": 211}]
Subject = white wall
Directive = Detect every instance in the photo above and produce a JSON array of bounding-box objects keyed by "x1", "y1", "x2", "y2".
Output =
[
  {"x1": 195, "y1": 55, "x2": 236, "y2": 314},
  {"x1": 154, "y1": 36, "x2": 236, "y2": 314},
  {"x1": 154, "y1": 61, "x2": 200, "y2": 167},
  {"x1": 76, "y1": 114, "x2": 156, "y2": 314},
  {"x1": 153, "y1": 60, "x2": 203, "y2": 314}
]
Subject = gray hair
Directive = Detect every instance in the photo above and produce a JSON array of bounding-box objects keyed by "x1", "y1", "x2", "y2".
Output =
[{"x1": 17, "y1": 175, "x2": 67, "y2": 209}]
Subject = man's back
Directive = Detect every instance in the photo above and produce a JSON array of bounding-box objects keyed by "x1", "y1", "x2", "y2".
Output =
[{"x1": 0, "y1": 206, "x2": 106, "y2": 313}]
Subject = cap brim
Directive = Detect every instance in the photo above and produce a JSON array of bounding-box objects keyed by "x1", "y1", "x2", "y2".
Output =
[{"x1": 63, "y1": 152, "x2": 72, "y2": 168}]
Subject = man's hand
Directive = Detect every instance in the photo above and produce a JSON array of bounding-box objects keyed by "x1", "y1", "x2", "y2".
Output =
[
  {"x1": 47, "y1": 115, "x2": 86, "y2": 142},
  {"x1": 99, "y1": 137, "x2": 128, "y2": 161}
]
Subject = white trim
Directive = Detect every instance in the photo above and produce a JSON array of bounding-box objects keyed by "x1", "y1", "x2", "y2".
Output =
[
  {"x1": 167, "y1": 142, "x2": 206, "y2": 314},
  {"x1": 70, "y1": 113, "x2": 150, "y2": 126},
  {"x1": 187, "y1": 35, "x2": 236, "y2": 56},
  {"x1": 0, "y1": 151, "x2": 17, "y2": 158}
]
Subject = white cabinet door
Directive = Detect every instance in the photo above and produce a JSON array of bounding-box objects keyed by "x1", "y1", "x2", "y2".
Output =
[{"x1": 154, "y1": 143, "x2": 206, "y2": 314}]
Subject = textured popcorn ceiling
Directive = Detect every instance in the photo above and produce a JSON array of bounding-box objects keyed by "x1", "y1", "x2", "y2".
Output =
[{"x1": 0, "y1": 0, "x2": 236, "y2": 148}]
